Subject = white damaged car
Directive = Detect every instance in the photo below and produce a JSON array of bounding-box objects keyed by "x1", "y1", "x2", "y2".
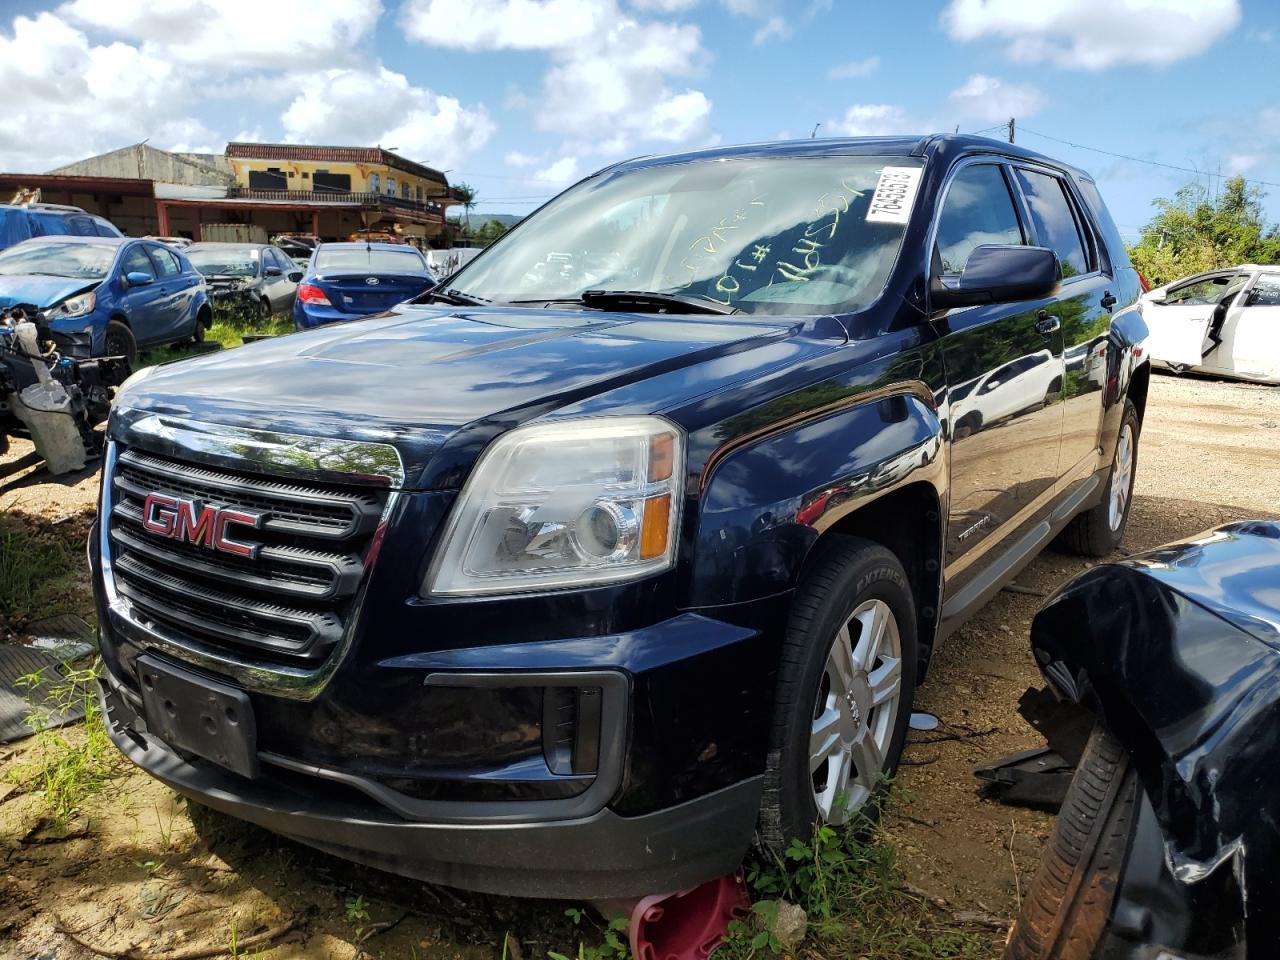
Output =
[{"x1": 1141, "y1": 264, "x2": 1280, "y2": 384}]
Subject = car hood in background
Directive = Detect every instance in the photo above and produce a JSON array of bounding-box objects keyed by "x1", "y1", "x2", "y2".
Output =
[
  {"x1": 0, "y1": 274, "x2": 98, "y2": 309},
  {"x1": 108, "y1": 305, "x2": 812, "y2": 488}
]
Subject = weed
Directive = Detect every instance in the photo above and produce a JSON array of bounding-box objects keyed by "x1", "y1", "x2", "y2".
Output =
[
  {"x1": 135, "y1": 304, "x2": 294, "y2": 370},
  {"x1": 718, "y1": 795, "x2": 994, "y2": 960},
  {"x1": 5, "y1": 661, "x2": 120, "y2": 823},
  {"x1": 0, "y1": 519, "x2": 79, "y2": 631},
  {"x1": 345, "y1": 894, "x2": 371, "y2": 940},
  {"x1": 548, "y1": 910, "x2": 631, "y2": 960}
]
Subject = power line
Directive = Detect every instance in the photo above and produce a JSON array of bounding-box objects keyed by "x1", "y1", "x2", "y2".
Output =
[{"x1": 1016, "y1": 125, "x2": 1280, "y2": 190}]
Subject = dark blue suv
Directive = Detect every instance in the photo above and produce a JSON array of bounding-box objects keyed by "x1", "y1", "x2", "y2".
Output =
[{"x1": 92, "y1": 135, "x2": 1149, "y2": 898}]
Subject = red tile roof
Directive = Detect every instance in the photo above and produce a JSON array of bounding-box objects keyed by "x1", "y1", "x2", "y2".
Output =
[{"x1": 224, "y1": 143, "x2": 448, "y2": 186}]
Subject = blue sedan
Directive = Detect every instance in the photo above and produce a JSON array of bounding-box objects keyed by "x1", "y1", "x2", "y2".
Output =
[
  {"x1": 0, "y1": 236, "x2": 210, "y2": 360},
  {"x1": 294, "y1": 242, "x2": 436, "y2": 329}
]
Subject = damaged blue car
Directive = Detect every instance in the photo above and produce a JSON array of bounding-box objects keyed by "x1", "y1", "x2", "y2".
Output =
[{"x1": 0, "y1": 236, "x2": 210, "y2": 360}]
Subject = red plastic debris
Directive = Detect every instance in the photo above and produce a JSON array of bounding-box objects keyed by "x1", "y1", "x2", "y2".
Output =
[{"x1": 628, "y1": 871, "x2": 751, "y2": 960}]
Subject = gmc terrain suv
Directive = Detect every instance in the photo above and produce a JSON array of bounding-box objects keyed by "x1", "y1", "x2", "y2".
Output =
[{"x1": 93, "y1": 135, "x2": 1149, "y2": 898}]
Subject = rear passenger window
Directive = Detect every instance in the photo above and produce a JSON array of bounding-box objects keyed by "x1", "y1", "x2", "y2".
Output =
[
  {"x1": 149, "y1": 246, "x2": 181, "y2": 277},
  {"x1": 935, "y1": 164, "x2": 1024, "y2": 275},
  {"x1": 1013, "y1": 170, "x2": 1089, "y2": 278}
]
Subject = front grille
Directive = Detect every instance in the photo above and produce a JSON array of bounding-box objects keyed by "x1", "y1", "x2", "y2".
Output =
[{"x1": 107, "y1": 446, "x2": 389, "y2": 666}]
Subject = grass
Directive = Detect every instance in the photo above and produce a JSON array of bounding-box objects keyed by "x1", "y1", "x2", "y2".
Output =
[
  {"x1": 0, "y1": 515, "x2": 82, "y2": 632},
  {"x1": 715, "y1": 796, "x2": 994, "y2": 960},
  {"x1": 5, "y1": 660, "x2": 121, "y2": 823},
  {"x1": 136, "y1": 297, "x2": 296, "y2": 371}
]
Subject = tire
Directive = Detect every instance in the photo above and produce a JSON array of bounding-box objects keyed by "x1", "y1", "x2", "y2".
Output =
[
  {"x1": 759, "y1": 536, "x2": 918, "y2": 850},
  {"x1": 1057, "y1": 398, "x2": 1139, "y2": 557},
  {"x1": 260, "y1": 298, "x2": 273, "y2": 321},
  {"x1": 1005, "y1": 725, "x2": 1138, "y2": 960},
  {"x1": 104, "y1": 320, "x2": 137, "y2": 363},
  {"x1": 189, "y1": 309, "x2": 209, "y2": 344}
]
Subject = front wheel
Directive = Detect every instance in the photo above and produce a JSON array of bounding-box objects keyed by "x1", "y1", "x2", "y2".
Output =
[
  {"x1": 1057, "y1": 398, "x2": 1139, "y2": 557},
  {"x1": 759, "y1": 536, "x2": 917, "y2": 848},
  {"x1": 104, "y1": 320, "x2": 137, "y2": 363}
]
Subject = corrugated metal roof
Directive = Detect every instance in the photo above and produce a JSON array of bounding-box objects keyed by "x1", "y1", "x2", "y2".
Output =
[{"x1": 225, "y1": 143, "x2": 448, "y2": 186}]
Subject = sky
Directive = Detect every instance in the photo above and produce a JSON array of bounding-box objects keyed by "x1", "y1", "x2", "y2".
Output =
[{"x1": 1, "y1": 0, "x2": 1278, "y2": 241}]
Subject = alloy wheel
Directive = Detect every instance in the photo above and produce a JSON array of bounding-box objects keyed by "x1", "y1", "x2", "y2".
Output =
[
  {"x1": 809, "y1": 598, "x2": 903, "y2": 824},
  {"x1": 1108, "y1": 422, "x2": 1134, "y2": 531}
]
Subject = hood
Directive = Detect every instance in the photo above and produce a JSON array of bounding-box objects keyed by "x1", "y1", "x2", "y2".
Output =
[
  {"x1": 110, "y1": 305, "x2": 808, "y2": 488},
  {"x1": 0, "y1": 274, "x2": 97, "y2": 309}
]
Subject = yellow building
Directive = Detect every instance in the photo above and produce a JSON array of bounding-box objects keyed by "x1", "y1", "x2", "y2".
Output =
[{"x1": 224, "y1": 142, "x2": 455, "y2": 206}]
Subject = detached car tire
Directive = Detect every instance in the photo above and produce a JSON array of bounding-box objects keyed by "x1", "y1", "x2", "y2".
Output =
[
  {"x1": 1058, "y1": 398, "x2": 1139, "y2": 557},
  {"x1": 105, "y1": 320, "x2": 137, "y2": 363},
  {"x1": 1005, "y1": 725, "x2": 1138, "y2": 960},
  {"x1": 760, "y1": 536, "x2": 917, "y2": 849}
]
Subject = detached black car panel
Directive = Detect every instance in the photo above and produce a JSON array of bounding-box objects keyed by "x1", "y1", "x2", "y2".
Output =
[{"x1": 92, "y1": 135, "x2": 1150, "y2": 897}]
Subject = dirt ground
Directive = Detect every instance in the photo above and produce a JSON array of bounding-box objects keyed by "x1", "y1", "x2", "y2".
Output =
[{"x1": 1, "y1": 370, "x2": 1278, "y2": 959}]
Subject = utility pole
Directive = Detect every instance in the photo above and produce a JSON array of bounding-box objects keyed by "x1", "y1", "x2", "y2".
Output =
[{"x1": 1007, "y1": 117, "x2": 1016, "y2": 144}]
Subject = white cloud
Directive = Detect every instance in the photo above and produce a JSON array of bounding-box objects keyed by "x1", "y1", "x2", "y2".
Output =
[
  {"x1": 828, "y1": 56, "x2": 880, "y2": 79},
  {"x1": 1261, "y1": 107, "x2": 1280, "y2": 136},
  {"x1": 826, "y1": 104, "x2": 911, "y2": 137},
  {"x1": 401, "y1": 0, "x2": 611, "y2": 51},
  {"x1": 1225, "y1": 154, "x2": 1260, "y2": 175},
  {"x1": 947, "y1": 74, "x2": 1046, "y2": 123},
  {"x1": 941, "y1": 0, "x2": 1241, "y2": 70},
  {"x1": 719, "y1": 0, "x2": 831, "y2": 44},
  {"x1": 404, "y1": 0, "x2": 714, "y2": 154},
  {"x1": 0, "y1": 13, "x2": 196, "y2": 170},
  {"x1": 505, "y1": 150, "x2": 541, "y2": 167},
  {"x1": 534, "y1": 156, "x2": 581, "y2": 185},
  {"x1": 282, "y1": 67, "x2": 494, "y2": 170},
  {"x1": 60, "y1": 0, "x2": 382, "y2": 70},
  {"x1": 630, "y1": 0, "x2": 699, "y2": 9}
]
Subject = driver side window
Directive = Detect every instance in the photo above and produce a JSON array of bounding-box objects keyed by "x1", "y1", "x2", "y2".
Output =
[
  {"x1": 120, "y1": 245, "x2": 155, "y2": 280},
  {"x1": 935, "y1": 164, "x2": 1025, "y2": 275}
]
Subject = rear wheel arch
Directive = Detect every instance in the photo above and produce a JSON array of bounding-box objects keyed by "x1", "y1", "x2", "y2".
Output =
[{"x1": 1127, "y1": 360, "x2": 1150, "y2": 425}]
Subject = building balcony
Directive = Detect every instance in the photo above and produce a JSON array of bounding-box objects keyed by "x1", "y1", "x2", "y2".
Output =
[{"x1": 226, "y1": 187, "x2": 447, "y2": 221}]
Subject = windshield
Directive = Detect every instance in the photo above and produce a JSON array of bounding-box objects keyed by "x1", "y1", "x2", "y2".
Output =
[
  {"x1": 316, "y1": 247, "x2": 427, "y2": 274},
  {"x1": 449, "y1": 156, "x2": 924, "y2": 315},
  {"x1": 187, "y1": 246, "x2": 259, "y2": 277},
  {"x1": 0, "y1": 241, "x2": 116, "y2": 279}
]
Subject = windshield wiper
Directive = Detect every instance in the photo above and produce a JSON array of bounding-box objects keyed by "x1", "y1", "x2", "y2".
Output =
[
  {"x1": 578, "y1": 289, "x2": 739, "y2": 315},
  {"x1": 422, "y1": 286, "x2": 488, "y2": 306}
]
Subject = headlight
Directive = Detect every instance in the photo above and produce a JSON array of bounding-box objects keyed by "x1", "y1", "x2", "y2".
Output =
[
  {"x1": 55, "y1": 291, "x2": 96, "y2": 318},
  {"x1": 425, "y1": 416, "x2": 684, "y2": 596}
]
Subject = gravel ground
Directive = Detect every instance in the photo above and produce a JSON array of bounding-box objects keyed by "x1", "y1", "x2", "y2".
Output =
[{"x1": 887, "y1": 369, "x2": 1280, "y2": 921}]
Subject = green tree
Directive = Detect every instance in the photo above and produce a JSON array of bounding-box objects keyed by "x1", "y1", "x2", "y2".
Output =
[
  {"x1": 471, "y1": 218, "x2": 509, "y2": 246},
  {"x1": 1127, "y1": 176, "x2": 1280, "y2": 286},
  {"x1": 452, "y1": 181, "x2": 477, "y2": 234}
]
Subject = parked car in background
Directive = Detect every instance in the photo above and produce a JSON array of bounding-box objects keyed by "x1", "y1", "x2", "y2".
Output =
[
  {"x1": 0, "y1": 236, "x2": 209, "y2": 360},
  {"x1": 1141, "y1": 264, "x2": 1280, "y2": 384},
  {"x1": 0, "y1": 202, "x2": 122, "y2": 252},
  {"x1": 293, "y1": 241, "x2": 435, "y2": 328},
  {"x1": 94, "y1": 136, "x2": 1148, "y2": 898},
  {"x1": 186, "y1": 242, "x2": 302, "y2": 319}
]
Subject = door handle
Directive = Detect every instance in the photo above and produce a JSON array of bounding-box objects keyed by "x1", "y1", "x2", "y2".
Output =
[
  {"x1": 1100, "y1": 290, "x2": 1118, "y2": 310},
  {"x1": 1036, "y1": 312, "x2": 1061, "y2": 337}
]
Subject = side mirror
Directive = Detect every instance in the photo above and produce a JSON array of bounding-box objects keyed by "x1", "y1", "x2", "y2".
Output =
[
  {"x1": 931, "y1": 245, "x2": 1061, "y2": 309},
  {"x1": 125, "y1": 271, "x2": 153, "y2": 287},
  {"x1": 265, "y1": 265, "x2": 283, "y2": 277},
  {"x1": 288, "y1": 270, "x2": 303, "y2": 282}
]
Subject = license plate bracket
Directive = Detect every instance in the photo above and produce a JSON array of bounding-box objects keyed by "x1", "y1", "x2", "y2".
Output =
[{"x1": 137, "y1": 654, "x2": 259, "y2": 778}]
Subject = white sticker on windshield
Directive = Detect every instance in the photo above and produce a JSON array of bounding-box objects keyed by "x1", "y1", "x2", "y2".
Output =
[{"x1": 865, "y1": 166, "x2": 922, "y2": 224}]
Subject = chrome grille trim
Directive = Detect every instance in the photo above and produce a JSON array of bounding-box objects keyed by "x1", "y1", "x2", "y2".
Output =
[{"x1": 100, "y1": 437, "x2": 402, "y2": 699}]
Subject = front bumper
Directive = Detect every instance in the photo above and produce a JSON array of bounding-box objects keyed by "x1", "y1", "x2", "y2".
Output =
[{"x1": 100, "y1": 672, "x2": 762, "y2": 898}]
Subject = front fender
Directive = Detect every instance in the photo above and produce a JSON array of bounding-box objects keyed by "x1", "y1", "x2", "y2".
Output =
[
  {"x1": 1030, "y1": 521, "x2": 1280, "y2": 954},
  {"x1": 686, "y1": 387, "x2": 944, "y2": 608}
]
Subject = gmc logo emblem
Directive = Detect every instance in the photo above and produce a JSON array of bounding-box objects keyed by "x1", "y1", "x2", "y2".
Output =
[{"x1": 141, "y1": 493, "x2": 265, "y2": 558}]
